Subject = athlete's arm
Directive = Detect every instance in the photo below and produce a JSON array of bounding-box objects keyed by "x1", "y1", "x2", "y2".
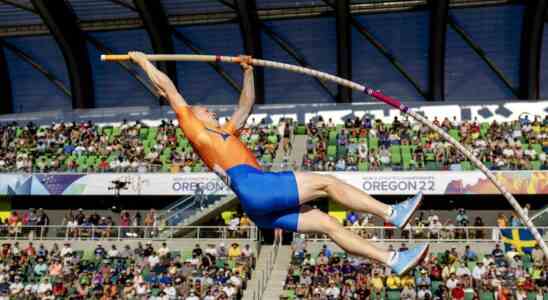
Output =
[
  {"x1": 230, "y1": 56, "x2": 255, "y2": 130},
  {"x1": 128, "y1": 51, "x2": 188, "y2": 111}
]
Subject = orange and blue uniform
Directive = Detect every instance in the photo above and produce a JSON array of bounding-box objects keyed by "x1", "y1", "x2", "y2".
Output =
[{"x1": 175, "y1": 106, "x2": 301, "y2": 231}]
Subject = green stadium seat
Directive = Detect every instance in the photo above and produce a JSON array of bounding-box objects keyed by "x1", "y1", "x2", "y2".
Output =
[
  {"x1": 480, "y1": 122, "x2": 489, "y2": 137},
  {"x1": 401, "y1": 145, "x2": 413, "y2": 170},
  {"x1": 387, "y1": 290, "x2": 401, "y2": 300},
  {"x1": 112, "y1": 126, "x2": 121, "y2": 137},
  {"x1": 139, "y1": 128, "x2": 148, "y2": 139},
  {"x1": 465, "y1": 291, "x2": 474, "y2": 300},
  {"x1": 192, "y1": 163, "x2": 203, "y2": 172},
  {"x1": 103, "y1": 126, "x2": 113, "y2": 136},
  {"x1": 531, "y1": 161, "x2": 541, "y2": 170},
  {"x1": 327, "y1": 145, "x2": 337, "y2": 160},
  {"x1": 371, "y1": 291, "x2": 385, "y2": 300},
  {"x1": 390, "y1": 145, "x2": 402, "y2": 165},
  {"x1": 531, "y1": 144, "x2": 542, "y2": 155},
  {"x1": 294, "y1": 124, "x2": 306, "y2": 135},
  {"x1": 479, "y1": 291, "x2": 495, "y2": 300},
  {"x1": 82, "y1": 250, "x2": 95, "y2": 262},
  {"x1": 337, "y1": 145, "x2": 347, "y2": 159},
  {"x1": 147, "y1": 127, "x2": 158, "y2": 140},
  {"x1": 368, "y1": 137, "x2": 379, "y2": 151},
  {"x1": 527, "y1": 292, "x2": 538, "y2": 300},
  {"x1": 358, "y1": 161, "x2": 368, "y2": 171},
  {"x1": 328, "y1": 131, "x2": 337, "y2": 145},
  {"x1": 449, "y1": 129, "x2": 460, "y2": 141},
  {"x1": 461, "y1": 161, "x2": 472, "y2": 171},
  {"x1": 262, "y1": 153, "x2": 273, "y2": 163},
  {"x1": 267, "y1": 135, "x2": 278, "y2": 144},
  {"x1": 283, "y1": 289, "x2": 296, "y2": 300},
  {"x1": 431, "y1": 281, "x2": 442, "y2": 293}
]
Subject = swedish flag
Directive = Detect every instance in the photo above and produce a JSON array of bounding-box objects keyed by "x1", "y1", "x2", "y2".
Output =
[{"x1": 500, "y1": 228, "x2": 543, "y2": 254}]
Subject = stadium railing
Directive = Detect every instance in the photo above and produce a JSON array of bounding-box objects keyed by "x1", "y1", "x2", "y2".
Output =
[
  {"x1": 0, "y1": 225, "x2": 258, "y2": 241},
  {"x1": 294, "y1": 226, "x2": 548, "y2": 242}
]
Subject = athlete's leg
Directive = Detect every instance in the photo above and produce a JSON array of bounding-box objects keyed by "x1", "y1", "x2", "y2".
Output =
[
  {"x1": 294, "y1": 172, "x2": 423, "y2": 228},
  {"x1": 297, "y1": 206, "x2": 392, "y2": 264},
  {"x1": 260, "y1": 206, "x2": 428, "y2": 275},
  {"x1": 294, "y1": 172, "x2": 392, "y2": 220}
]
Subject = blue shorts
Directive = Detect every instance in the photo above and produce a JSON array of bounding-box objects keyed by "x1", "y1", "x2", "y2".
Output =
[{"x1": 226, "y1": 164, "x2": 301, "y2": 231}]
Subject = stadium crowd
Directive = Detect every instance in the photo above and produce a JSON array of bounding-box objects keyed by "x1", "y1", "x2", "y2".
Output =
[
  {"x1": 0, "y1": 117, "x2": 284, "y2": 173},
  {"x1": 285, "y1": 241, "x2": 547, "y2": 300},
  {"x1": 0, "y1": 241, "x2": 254, "y2": 299},
  {"x1": 0, "y1": 114, "x2": 546, "y2": 174},
  {"x1": 301, "y1": 115, "x2": 548, "y2": 172}
]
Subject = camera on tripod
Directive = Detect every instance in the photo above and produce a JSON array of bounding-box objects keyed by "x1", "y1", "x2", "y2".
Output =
[{"x1": 108, "y1": 180, "x2": 129, "y2": 191}]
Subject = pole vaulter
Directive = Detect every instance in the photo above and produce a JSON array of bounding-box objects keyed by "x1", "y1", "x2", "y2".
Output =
[{"x1": 102, "y1": 53, "x2": 548, "y2": 269}]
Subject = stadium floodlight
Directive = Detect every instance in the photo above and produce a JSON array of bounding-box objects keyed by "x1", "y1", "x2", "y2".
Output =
[{"x1": 102, "y1": 53, "x2": 548, "y2": 257}]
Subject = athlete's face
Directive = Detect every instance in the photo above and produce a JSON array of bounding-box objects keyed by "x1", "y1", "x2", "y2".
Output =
[{"x1": 192, "y1": 106, "x2": 219, "y2": 127}]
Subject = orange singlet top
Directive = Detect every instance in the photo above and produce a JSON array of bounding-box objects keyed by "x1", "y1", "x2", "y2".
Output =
[{"x1": 175, "y1": 106, "x2": 261, "y2": 172}]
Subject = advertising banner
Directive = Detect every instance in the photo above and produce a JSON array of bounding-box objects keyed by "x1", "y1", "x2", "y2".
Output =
[{"x1": 0, "y1": 171, "x2": 545, "y2": 196}]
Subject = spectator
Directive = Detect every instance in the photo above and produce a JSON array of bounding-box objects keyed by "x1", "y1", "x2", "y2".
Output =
[
  {"x1": 216, "y1": 243, "x2": 227, "y2": 257},
  {"x1": 107, "y1": 245, "x2": 119, "y2": 258},
  {"x1": 416, "y1": 269, "x2": 431, "y2": 287},
  {"x1": 94, "y1": 244, "x2": 106, "y2": 259},
  {"x1": 446, "y1": 273, "x2": 459, "y2": 290},
  {"x1": 228, "y1": 243, "x2": 241, "y2": 259},
  {"x1": 417, "y1": 284, "x2": 432, "y2": 300},
  {"x1": 401, "y1": 281, "x2": 417, "y2": 300},
  {"x1": 228, "y1": 215, "x2": 240, "y2": 238},
  {"x1": 451, "y1": 283, "x2": 465, "y2": 300},
  {"x1": 369, "y1": 270, "x2": 385, "y2": 298},
  {"x1": 158, "y1": 242, "x2": 170, "y2": 258},
  {"x1": 463, "y1": 245, "x2": 478, "y2": 262},
  {"x1": 472, "y1": 261, "x2": 486, "y2": 286},
  {"x1": 325, "y1": 281, "x2": 341, "y2": 299},
  {"x1": 386, "y1": 271, "x2": 402, "y2": 291},
  {"x1": 532, "y1": 245, "x2": 545, "y2": 267},
  {"x1": 320, "y1": 244, "x2": 332, "y2": 258},
  {"x1": 60, "y1": 243, "x2": 72, "y2": 257},
  {"x1": 492, "y1": 244, "x2": 505, "y2": 262}
]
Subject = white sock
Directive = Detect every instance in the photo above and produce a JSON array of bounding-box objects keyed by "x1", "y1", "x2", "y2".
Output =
[
  {"x1": 387, "y1": 206, "x2": 394, "y2": 218},
  {"x1": 388, "y1": 251, "x2": 398, "y2": 265}
]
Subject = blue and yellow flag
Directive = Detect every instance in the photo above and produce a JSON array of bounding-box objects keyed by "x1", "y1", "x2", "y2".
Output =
[{"x1": 500, "y1": 228, "x2": 543, "y2": 254}]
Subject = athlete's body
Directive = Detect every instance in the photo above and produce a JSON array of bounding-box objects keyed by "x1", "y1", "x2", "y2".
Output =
[{"x1": 129, "y1": 52, "x2": 428, "y2": 275}]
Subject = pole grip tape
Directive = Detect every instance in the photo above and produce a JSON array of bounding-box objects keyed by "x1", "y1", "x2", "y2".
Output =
[{"x1": 367, "y1": 89, "x2": 409, "y2": 113}]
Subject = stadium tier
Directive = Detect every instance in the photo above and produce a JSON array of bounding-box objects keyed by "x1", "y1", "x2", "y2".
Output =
[
  {"x1": 0, "y1": 241, "x2": 256, "y2": 299},
  {"x1": 0, "y1": 119, "x2": 281, "y2": 173},
  {"x1": 301, "y1": 115, "x2": 548, "y2": 172},
  {"x1": 0, "y1": 114, "x2": 546, "y2": 173},
  {"x1": 284, "y1": 243, "x2": 548, "y2": 300}
]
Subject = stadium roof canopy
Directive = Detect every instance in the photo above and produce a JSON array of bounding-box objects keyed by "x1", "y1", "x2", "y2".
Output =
[{"x1": 0, "y1": 0, "x2": 546, "y2": 113}]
